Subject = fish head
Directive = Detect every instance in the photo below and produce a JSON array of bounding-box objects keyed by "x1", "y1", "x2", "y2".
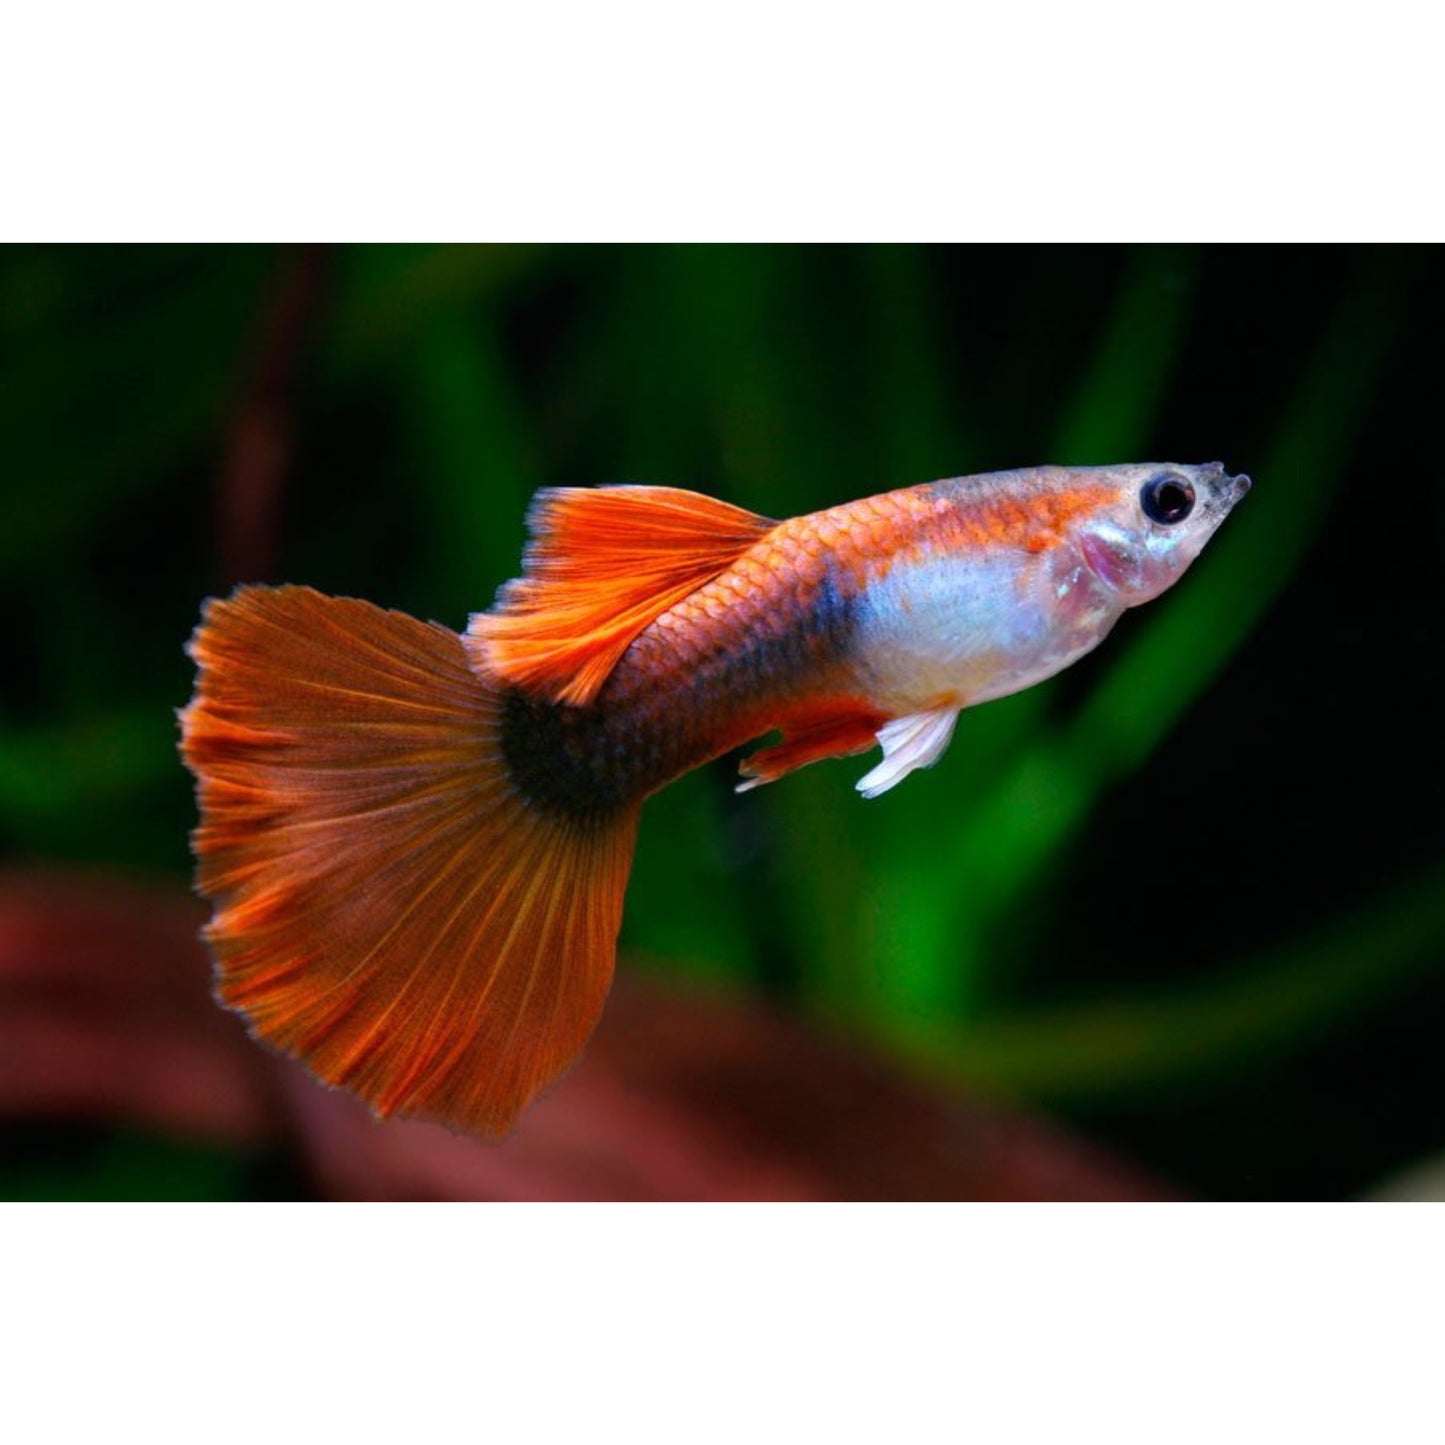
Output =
[{"x1": 1072, "y1": 461, "x2": 1252, "y2": 606}]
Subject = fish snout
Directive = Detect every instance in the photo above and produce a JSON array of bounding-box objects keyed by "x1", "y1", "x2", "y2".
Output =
[{"x1": 1200, "y1": 460, "x2": 1252, "y2": 500}]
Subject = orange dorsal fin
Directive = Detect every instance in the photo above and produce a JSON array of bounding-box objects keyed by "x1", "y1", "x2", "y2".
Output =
[
  {"x1": 466, "y1": 485, "x2": 775, "y2": 706},
  {"x1": 735, "y1": 701, "x2": 890, "y2": 792}
]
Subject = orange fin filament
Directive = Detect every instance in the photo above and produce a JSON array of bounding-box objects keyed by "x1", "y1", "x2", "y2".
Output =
[{"x1": 736, "y1": 702, "x2": 890, "y2": 792}]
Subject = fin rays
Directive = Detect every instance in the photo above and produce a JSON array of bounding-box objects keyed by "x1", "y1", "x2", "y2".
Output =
[
  {"x1": 736, "y1": 702, "x2": 890, "y2": 792},
  {"x1": 182, "y1": 585, "x2": 640, "y2": 1137},
  {"x1": 855, "y1": 705, "x2": 961, "y2": 799},
  {"x1": 467, "y1": 484, "x2": 774, "y2": 705}
]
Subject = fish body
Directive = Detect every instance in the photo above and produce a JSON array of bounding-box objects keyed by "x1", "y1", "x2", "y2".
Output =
[
  {"x1": 181, "y1": 461, "x2": 1250, "y2": 1134},
  {"x1": 480, "y1": 461, "x2": 1247, "y2": 805}
]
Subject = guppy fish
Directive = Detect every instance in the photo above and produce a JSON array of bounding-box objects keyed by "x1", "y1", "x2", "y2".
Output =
[{"x1": 181, "y1": 461, "x2": 1250, "y2": 1136}]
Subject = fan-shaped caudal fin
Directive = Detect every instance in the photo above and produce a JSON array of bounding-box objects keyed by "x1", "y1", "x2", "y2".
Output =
[
  {"x1": 466, "y1": 485, "x2": 775, "y2": 705},
  {"x1": 180, "y1": 585, "x2": 640, "y2": 1138}
]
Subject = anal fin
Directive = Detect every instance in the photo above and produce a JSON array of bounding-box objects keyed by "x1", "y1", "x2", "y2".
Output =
[{"x1": 736, "y1": 703, "x2": 888, "y2": 792}]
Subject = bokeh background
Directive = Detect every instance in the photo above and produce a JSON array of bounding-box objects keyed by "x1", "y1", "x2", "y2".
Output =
[{"x1": 1, "y1": 243, "x2": 1441, "y2": 1200}]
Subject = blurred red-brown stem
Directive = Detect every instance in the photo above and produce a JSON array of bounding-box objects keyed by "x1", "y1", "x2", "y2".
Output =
[
  {"x1": 0, "y1": 869, "x2": 1179, "y2": 1201},
  {"x1": 216, "y1": 244, "x2": 332, "y2": 587}
]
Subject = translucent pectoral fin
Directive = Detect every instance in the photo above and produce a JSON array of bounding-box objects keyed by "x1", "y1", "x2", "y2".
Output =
[{"x1": 855, "y1": 705, "x2": 961, "y2": 799}]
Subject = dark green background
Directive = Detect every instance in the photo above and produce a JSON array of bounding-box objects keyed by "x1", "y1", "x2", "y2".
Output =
[{"x1": 2, "y1": 244, "x2": 1441, "y2": 1199}]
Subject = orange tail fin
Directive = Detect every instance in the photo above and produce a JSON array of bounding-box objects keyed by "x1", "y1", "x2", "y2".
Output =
[
  {"x1": 180, "y1": 586, "x2": 640, "y2": 1138},
  {"x1": 468, "y1": 484, "x2": 774, "y2": 705}
]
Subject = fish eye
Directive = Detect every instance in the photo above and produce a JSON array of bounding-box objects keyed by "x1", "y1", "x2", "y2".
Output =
[{"x1": 1140, "y1": 473, "x2": 1196, "y2": 525}]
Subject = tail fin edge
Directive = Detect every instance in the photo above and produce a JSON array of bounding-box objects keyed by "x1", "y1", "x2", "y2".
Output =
[{"x1": 181, "y1": 585, "x2": 639, "y2": 1138}]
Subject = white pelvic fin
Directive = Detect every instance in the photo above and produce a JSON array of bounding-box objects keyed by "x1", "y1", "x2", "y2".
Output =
[{"x1": 855, "y1": 706, "x2": 960, "y2": 799}]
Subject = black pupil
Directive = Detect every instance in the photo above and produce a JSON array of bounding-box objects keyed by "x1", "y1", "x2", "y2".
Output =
[{"x1": 1143, "y1": 475, "x2": 1195, "y2": 524}]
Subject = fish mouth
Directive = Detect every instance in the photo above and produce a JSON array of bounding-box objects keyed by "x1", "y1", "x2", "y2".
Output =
[
  {"x1": 1193, "y1": 462, "x2": 1252, "y2": 521},
  {"x1": 1205, "y1": 461, "x2": 1252, "y2": 504}
]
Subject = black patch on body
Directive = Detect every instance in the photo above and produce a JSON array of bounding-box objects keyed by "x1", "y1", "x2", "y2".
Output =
[
  {"x1": 497, "y1": 687, "x2": 632, "y2": 821},
  {"x1": 718, "y1": 556, "x2": 860, "y2": 698},
  {"x1": 497, "y1": 558, "x2": 863, "y2": 819}
]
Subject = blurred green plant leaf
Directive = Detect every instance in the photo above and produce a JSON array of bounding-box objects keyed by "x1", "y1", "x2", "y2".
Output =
[
  {"x1": 399, "y1": 308, "x2": 540, "y2": 616},
  {"x1": 873, "y1": 250, "x2": 1409, "y2": 1035},
  {"x1": 319, "y1": 244, "x2": 545, "y2": 382},
  {"x1": 0, "y1": 248, "x2": 273, "y2": 573},
  {"x1": 912, "y1": 855, "x2": 1445, "y2": 1100},
  {"x1": 0, "y1": 704, "x2": 177, "y2": 827},
  {"x1": 0, "y1": 1128, "x2": 248, "y2": 1202},
  {"x1": 821, "y1": 246, "x2": 1202, "y2": 1026}
]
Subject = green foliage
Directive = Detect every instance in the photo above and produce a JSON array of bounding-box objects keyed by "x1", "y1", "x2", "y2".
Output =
[
  {"x1": 2, "y1": 243, "x2": 1440, "y2": 1190},
  {"x1": 0, "y1": 1127, "x2": 248, "y2": 1202}
]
